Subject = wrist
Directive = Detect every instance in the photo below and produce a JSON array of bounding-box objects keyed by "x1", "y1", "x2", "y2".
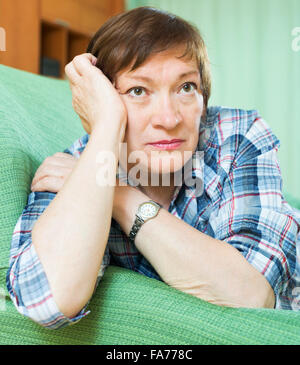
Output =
[
  {"x1": 128, "y1": 200, "x2": 162, "y2": 244},
  {"x1": 113, "y1": 186, "x2": 148, "y2": 235},
  {"x1": 88, "y1": 122, "x2": 125, "y2": 159},
  {"x1": 91, "y1": 114, "x2": 126, "y2": 141}
]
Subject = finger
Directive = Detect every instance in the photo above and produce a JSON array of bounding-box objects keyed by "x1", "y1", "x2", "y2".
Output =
[
  {"x1": 79, "y1": 53, "x2": 98, "y2": 65},
  {"x1": 31, "y1": 167, "x2": 70, "y2": 188},
  {"x1": 31, "y1": 176, "x2": 64, "y2": 193},
  {"x1": 31, "y1": 163, "x2": 46, "y2": 186},
  {"x1": 90, "y1": 54, "x2": 98, "y2": 66},
  {"x1": 45, "y1": 154, "x2": 77, "y2": 167},
  {"x1": 31, "y1": 163, "x2": 73, "y2": 186},
  {"x1": 53, "y1": 152, "x2": 78, "y2": 161},
  {"x1": 72, "y1": 53, "x2": 99, "y2": 77},
  {"x1": 65, "y1": 61, "x2": 81, "y2": 85}
]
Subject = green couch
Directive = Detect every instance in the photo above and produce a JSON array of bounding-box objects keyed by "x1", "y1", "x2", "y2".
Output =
[{"x1": 0, "y1": 64, "x2": 300, "y2": 345}]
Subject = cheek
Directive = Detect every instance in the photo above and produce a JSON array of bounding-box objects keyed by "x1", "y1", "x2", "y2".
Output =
[
  {"x1": 183, "y1": 104, "x2": 202, "y2": 133},
  {"x1": 180, "y1": 91, "x2": 203, "y2": 113},
  {"x1": 190, "y1": 96, "x2": 204, "y2": 130},
  {"x1": 182, "y1": 99, "x2": 203, "y2": 150},
  {"x1": 195, "y1": 94, "x2": 204, "y2": 117},
  {"x1": 123, "y1": 106, "x2": 145, "y2": 147}
]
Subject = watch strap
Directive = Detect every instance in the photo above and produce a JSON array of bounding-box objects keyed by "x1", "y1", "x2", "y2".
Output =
[{"x1": 128, "y1": 215, "x2": 144, "y2": 242}]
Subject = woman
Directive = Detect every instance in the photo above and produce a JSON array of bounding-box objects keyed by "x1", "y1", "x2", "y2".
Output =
[{"x1": 7, "y1": 7, "x2": 300, "y2": 329}]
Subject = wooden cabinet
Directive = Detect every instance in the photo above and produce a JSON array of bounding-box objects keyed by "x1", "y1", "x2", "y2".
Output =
[
  {"x1": 40, "y1": 0, "x2": 118, "y2": 34},
  {"x1": 0, "y1": 0, "x2": 124, "y2": 77},
  {"x1": 41, "y1": 0, "x2": 81, "y2": 31},
  {"x1": 0, "y1": 0, "x2": 41, "y2": 75}
]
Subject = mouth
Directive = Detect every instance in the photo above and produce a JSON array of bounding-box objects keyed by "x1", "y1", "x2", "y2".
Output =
[{"x1": 147, "y1": 139, "x2": 185, "y2": 150}]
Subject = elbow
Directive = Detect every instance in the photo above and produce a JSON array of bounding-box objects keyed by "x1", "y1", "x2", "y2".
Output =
[
  {"x1": 171, "y1": 278, "x2": 276, "y2": 309},
  {"x1": 243, "y1": 275, "x2": 276, "y2": 309},
  {"x1": 7, "y1": 238, "x2": 86, "y2": 329},
  {"x1": 228, "y1": 284, "x2": 276, "y2": 309},
  {"x1": 51, "y1": 285, "x2": 92, "y2": 321},
  {"x1": 6, "y1": 270, "x2": 82, "y2": 330},
  {"x1": 225, "y1": 283, "x2": 276, "y2": 309},
  {"x1": 253, "y1": 286, "x2": 275, "y2": 309},
  {"x1": 10, "y1": 293, "x2": 83, "y2": 330},
  {"x1": 55, "y1": 298, "x2": 86, "y2": 320}
]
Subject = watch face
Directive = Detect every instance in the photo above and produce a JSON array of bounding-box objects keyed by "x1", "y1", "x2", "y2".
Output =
[{"x1": 139, "y1": 202, "x2": 158, "y2": 219}]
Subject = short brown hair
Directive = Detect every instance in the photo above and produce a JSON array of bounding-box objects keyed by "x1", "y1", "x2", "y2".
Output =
[{"x1": 87, "y1": 6, "x2": 211, "y2": 108}]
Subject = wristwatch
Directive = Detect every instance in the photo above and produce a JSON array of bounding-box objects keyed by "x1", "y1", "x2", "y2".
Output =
[{"x1": 128, "y1": 200, "x2": 162, "y2": 243}]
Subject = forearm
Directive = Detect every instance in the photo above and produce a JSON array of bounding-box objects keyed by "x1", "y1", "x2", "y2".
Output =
[
  {"x1": 113, "y1": 188, "x2": 275, "y2": 308},
  {"x1": 32, "y1": 123, "x2": 121, "y2": 318}
]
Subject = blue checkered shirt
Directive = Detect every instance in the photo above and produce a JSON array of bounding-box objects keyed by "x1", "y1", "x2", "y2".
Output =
[{"x1": 6, "y1": 106, "x2": 300, "y2": 329}]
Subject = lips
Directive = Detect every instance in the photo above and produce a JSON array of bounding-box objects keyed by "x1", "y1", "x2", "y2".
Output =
[
  {"x1": 149, "y1": 139, "x2": 184, "y2": 144},
  {"x1": 147, "y1": 139, "x2": 184, "y2": 151}
]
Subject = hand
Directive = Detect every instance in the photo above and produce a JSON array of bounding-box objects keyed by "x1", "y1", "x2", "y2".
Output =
[
  {"x1": 30, "y1": 151, "x2": 145, "y2": 233},
  {"x1": 31, "y1": 152, "x2": 77, "y2": 193},
  {"x1": 65, "y1": 53, "x2": 127, "y2": 137},
  {"x1": 30, "y1": 152, "x2": 127, "y2": 194}
]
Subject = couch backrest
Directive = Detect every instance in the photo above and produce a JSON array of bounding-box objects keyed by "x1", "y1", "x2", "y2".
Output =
[{"x1": 0, "y1": 65, "x2": 84, "y2": 270}]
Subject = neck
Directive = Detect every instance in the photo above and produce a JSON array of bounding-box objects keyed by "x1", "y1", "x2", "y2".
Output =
[
  {"x1": 137, "y1": 174, "x2": 177, "y2": 210},
  {"x1": 139, "y1": 185, "x2": 175, "y2": 209},
  {"x1": 120, "y1": 163, "x2": 181, "y2": 209}
]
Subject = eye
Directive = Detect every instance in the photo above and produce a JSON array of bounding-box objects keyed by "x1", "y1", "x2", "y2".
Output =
[
  {"x1": 180, "y1": 82, "x2": 197, "y2": 94},
  {"x1": 127, "y1": 87, "x2": 146, "y2": 97}
]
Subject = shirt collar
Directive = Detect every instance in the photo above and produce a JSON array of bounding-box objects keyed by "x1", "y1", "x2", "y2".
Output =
[{"x1": 177, "y1": 105, "x2": 221, "y2": 203}]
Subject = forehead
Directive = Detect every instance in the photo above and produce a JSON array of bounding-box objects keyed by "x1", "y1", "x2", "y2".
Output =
[{"x1": 116, "y1": 47, "x2": 199, "y2": 82}]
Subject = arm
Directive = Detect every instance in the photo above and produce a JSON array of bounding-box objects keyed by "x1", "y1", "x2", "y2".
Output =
[
  {"x1": 32, "y1": 54, "x2": 126, "y2": 318},
  {"x1": 7, "y1": 53, "x2": 127, "y2": 323},
  {"x1": 6, "y1": 138, "x2": 109, "y2": 329},
  {"x1": 31, "y1": 127, "x2": 122, "y2": 319},
  {"x1": 112, "y1": 187, "x2": 275, "y2": 309}
]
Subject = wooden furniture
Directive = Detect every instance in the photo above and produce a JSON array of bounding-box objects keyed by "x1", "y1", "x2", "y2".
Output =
[{"x1": 0, "y1": 0, "x2": 124, "y2": 78}]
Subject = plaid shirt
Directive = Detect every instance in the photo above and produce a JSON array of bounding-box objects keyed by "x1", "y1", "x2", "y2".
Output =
[{"x1": 6, "y1": 106, "x2": 300, "y2": 329}]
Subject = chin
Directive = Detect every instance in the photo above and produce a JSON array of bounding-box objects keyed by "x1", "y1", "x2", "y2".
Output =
[
  {"x1": 124, "y1": 148, "x2": 195, "y2": 186},
  {"x1": 138, "y1": 156, "x2": 184, "y2": 185}
]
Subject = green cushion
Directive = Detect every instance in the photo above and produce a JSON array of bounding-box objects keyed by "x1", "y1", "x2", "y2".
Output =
[
  {"x1": 0, "y1": 65, "x2": 85, "y2": 269},
  {"x1": 1, "y1": 64, "x2": 300, "y2": 345},
  {"x1": 1, "y1": 264, "x2": 300, "y2": 345}
]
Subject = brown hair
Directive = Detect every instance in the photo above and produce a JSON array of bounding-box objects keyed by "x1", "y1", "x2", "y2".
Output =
[{"x1": 87, "y1": 6, "x2": 211, "y2": 109}]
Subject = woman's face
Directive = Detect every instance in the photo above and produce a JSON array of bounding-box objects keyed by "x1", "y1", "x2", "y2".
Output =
[{"x1": 115, "y1": 47, "x2": 204, "y2": 183}]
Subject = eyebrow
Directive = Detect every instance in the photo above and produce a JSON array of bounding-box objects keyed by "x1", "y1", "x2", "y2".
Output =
[{"x1": 125, "y1": 70, "x2": 199, "y2": 83}]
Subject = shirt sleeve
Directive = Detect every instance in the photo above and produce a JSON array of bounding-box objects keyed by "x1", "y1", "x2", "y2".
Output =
[
  {"x1": 210, "y1": 115, "x2": 299, "y2": 302},
  {"x1": 6, "y1": 134, "x2": 110, "y2": 329}
]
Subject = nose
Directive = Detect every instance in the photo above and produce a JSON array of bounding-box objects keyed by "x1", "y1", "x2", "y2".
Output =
[{"x1": 150, "y1": 94, "x2": 181, "y2": 130}]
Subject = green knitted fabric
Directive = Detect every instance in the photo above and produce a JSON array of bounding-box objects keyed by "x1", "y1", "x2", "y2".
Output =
[
  {"x1": 1, "y1": 265, "x2": 300, "y2": 345},
  {"x1": 0, "y1": 64, "x2": 85, "y2": 269},
  {"x1": 0, "y1": 64, "x2": 300, "y2": 345}
]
